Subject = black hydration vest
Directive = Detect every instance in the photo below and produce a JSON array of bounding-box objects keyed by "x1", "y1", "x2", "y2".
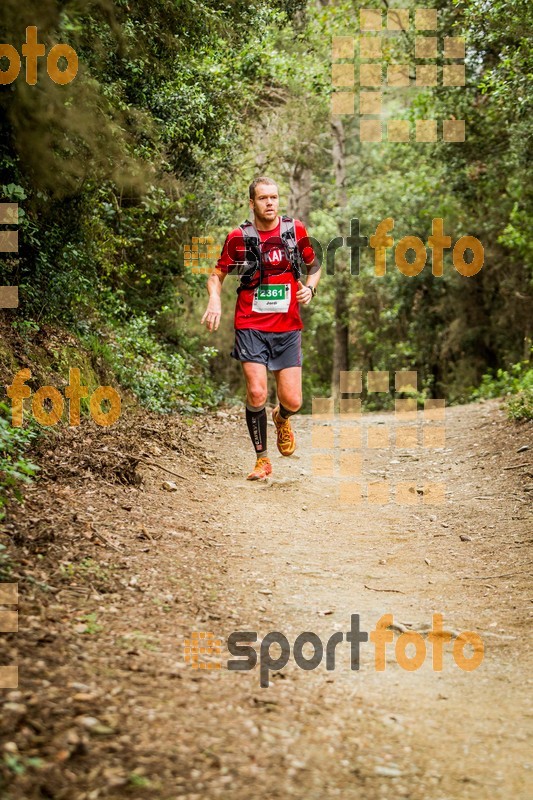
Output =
[{"x1": 236, "y1": 215, "x2": 304, "y2": 293}]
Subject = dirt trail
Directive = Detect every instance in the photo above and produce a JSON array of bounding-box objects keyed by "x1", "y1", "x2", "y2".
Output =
[{"x1": 1, "y1": 400, "x2": 532, "y2": 799}]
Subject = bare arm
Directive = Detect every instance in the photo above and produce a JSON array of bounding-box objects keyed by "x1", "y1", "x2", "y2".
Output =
[
  {"x1": 296, "y1": 260, "x2": 322, "y2": 305},
  {"x1": 295, "y1": 223, "x2": 321, "y2": 304},
  {"x1": 201, "y1": 268, "x2": 226, "y2": 331},
  {"x1": 306, "y1": 261, "x2": 321, "y2": 292}
]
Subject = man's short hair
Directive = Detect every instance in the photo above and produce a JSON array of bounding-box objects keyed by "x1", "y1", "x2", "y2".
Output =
[{"x1": 249, "y1": 176, "x2": 278, "y2": 200}]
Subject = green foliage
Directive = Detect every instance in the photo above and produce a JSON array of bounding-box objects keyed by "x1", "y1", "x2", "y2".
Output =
[
  {"x1": 59, "y1": 558, "x2": 113, "y2": 582},
  {"x1": 507, "y1": 390, "x2": 533, "y2": 422},
  {"x1": 128, "y1": 773, "x2": 152, "y2": 789},
  {"x1": 472, "y1": 358, "x2": 533, "y2": 421},
  {"x1": 0, "y1": 0, "x2": 531, "y2": 423},
  {"x1": 0, "y1": 403, "x2": 39, "y2": 521},
  {"x1": 0, "y1": 0, "x2": 309, "y2": 418},
  {"x1": 0, "y1": 543, "x2": 11, "y2": 582},
  {"x1": 3, "y1": 753, "x2": 44, "y2": 776},
  {"x1": 102, "y1": 313, "x2": 224, "y2": 413},
  {"x1": 472, "y1": 359, "x2": 533, "y2": 399},
  {"x1": 77, "y1": 613, "x2": 103, "y2": 635}
]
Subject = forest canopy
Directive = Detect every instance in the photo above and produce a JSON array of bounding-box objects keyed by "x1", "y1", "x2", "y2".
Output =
[{"x1": 0, "y1": 0, "x2": 531, "y2": 415}]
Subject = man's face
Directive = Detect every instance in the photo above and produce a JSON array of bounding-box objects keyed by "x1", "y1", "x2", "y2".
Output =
[{"x1": 250, "y1": 183, "x2": 279, "y2": 224}]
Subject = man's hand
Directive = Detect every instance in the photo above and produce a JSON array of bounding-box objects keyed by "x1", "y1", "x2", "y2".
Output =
[
  {"x1": 201, "y1": 299, "x2": 222, "y2": 332},
  {"x1": 296, "y1": 280, "x2": 313, "y2": 305}
]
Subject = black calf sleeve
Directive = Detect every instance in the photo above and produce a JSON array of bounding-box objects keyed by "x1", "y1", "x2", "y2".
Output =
[{"x1": 246, "y1": 404, "x2": 267, "y2": 454}]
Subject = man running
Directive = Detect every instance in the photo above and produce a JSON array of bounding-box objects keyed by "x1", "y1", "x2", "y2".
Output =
[{"x1": 201, "y1": 176, "x2": 320, "y2": 480}]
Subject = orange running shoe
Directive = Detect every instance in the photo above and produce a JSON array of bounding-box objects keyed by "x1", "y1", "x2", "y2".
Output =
[
  {"x1": 246, "y1": 456, "x2": 272, "y2": 481},
  {"x1": 272, "y1": 406, "x2": 296, "y2": 456}
]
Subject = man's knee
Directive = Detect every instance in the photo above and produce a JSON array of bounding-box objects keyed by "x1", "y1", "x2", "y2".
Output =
[
  {"x1": 280, "y1": 393, "x2": 302, "y2": 413},
  {"x1": 248, "y1": 385, "x2": 268, "y2": 408}
]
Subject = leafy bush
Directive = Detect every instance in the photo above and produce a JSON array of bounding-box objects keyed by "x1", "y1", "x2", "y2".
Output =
[
  {"x1": 0, "y1": 402, "x2": 40, "y2": 521},
  {"x1": 102, "y1": 314, "x2": 224, "y2": 413},
  {"x1": 472, "y1": 357, "x2": 533, "y2": 421},
  {"x1": 507, "y1": 388, "x2": 533, "y2": 422}
]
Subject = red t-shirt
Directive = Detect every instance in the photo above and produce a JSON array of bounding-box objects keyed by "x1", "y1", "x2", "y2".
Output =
[{"x1": 216, "y1": 218, "x2": 316, "y2": 332}]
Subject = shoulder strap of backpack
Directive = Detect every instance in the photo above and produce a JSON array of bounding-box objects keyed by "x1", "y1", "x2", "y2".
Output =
[
  {"x1": 237, "y1": 220, "x2": 262, "y2": 292},
  {"x1": 280, "y1": 215, "x2": 303, "y2": 281}
]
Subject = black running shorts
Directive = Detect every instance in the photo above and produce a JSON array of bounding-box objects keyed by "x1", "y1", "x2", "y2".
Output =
[{"x1": 231, "y1": 329, "x2": 302, "y2": 370}]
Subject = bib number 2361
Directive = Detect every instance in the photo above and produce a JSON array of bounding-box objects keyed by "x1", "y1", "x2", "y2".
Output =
[{"x1": 252, "y1": 283, "x2": 291, "y2": 313}]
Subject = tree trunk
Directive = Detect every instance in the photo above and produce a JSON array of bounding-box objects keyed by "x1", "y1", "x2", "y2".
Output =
[
  {"x1": 330, "y1": 118, "x2": 349, "y2": 405},
  {"x1": 287, "y1": 161, "x2": 312, "y2": 226}
]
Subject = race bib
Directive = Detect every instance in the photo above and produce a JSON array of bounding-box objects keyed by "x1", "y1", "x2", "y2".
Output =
[{"x1": 252, "y1": 283, "x2": 291, "y2": 313}]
